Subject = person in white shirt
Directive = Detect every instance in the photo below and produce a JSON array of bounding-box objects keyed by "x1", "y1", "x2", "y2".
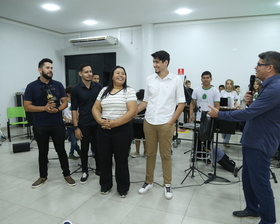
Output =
[
  {"x1": 220, "y1": 79, "x2": 238, "y2": 147},
  {"x1": 92, "y1": 66, "x2": 137, "y2": 198},
  {"x1": 137, "y1": 50, "x2": 185, "y2": 199}
]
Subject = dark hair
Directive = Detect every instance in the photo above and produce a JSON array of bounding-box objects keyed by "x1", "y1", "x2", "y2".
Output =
[
  {"x1": 65, "y1": 86, "x2": 73, "y2": 94},
  {"x1": 219, "y1": 85, "x2": 225, "y2": 88},
  {"x1": 185, "y1": 80, "x2": 191, "y2": 84},
  {"x1": 79, "y1": 63, "x2": 90, "y2": 72},
  {"x1": 136, "y1": 89, "x2": 145, "y2": 100},
  {"x1": 201, "y1": 71, "x2": 212, "y2": 78},
  {"x1": 92, "y1": 72, "x2": 99, "y2": 76},
  {"x1": 258, "y1": 51, "x2": 280, "y2": 73},
  {"x1": 101, "y1": 66, "x2": 128, "y2": 99},
  {"x1": 234, "y1": 85, "x2": 240, "y2": 89},
  {"x1": 151, "y1": 50, "x2": 170, "y2": 66},
  {"x1": 38, "y1": 58, "x2": 53, "y2": 68}
]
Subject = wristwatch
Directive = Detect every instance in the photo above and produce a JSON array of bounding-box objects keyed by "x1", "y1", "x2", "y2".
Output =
[{"x1": 74, "y1": 126, "x2": 79, "y2": 130}]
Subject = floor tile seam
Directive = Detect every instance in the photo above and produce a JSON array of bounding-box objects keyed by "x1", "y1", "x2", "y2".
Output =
[{"x1": 0, "y1": 204, "x2": 25, "y2": 222}]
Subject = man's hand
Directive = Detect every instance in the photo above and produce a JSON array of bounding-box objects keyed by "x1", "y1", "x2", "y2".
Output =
[
  {"x1": 207, "y1": 105, "x2": 219, "y2": 118},
  {"x1": 75, "y1": 129, "x2": 83, "y2": 140},
  {"x1": 45, "y1": 101, "x2": 58, "y2": 113},
  {"x1": 244, "y1": 91, "x2": 253, "y2": 105}
]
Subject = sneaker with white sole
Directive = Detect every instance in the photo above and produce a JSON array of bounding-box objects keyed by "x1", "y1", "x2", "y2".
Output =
[
  {"x1": 164, "y1": 184, "x2": 173, "y2": 199},
  {"x1": 64, "y1": 176, "x2": 76, "y2": 187},
  {"x1": 130, "y1": 152, "x2": 140, "y2": 158},
  {"x1": 31, "y1": 177, "x2": 48, "y2": 188},
  {"x1": 80, "y1": 172, "x2": 88, "y2": 184},
  {"x1": 138, "y1": 182, "x2": 153, "y2": 194}
]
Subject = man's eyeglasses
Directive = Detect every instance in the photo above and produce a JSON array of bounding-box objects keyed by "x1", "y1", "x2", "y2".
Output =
[{"x1": 257, "y1": 63, "x2": 270, "y2": 67}]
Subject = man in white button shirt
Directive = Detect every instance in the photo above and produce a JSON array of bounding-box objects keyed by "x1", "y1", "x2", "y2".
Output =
[{"x1": 138, "y1": 50, "x2": 185, "y2": 199}]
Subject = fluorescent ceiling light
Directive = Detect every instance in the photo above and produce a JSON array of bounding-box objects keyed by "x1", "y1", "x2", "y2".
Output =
[
  {"x1": 83, "y1": 20, "x2": 97, "y2": 25},
  {"x1": 42, "y1": 4, "x2": 60, "y2": 11},
  {"x1": 176, "y1": 8, "x2": 192, "y2": 15}
]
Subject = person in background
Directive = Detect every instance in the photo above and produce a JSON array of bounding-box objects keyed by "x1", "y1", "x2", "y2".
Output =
[
  {"x1": 92, "y1": 65, "x2": 137, "y2": 198},
  {"x1": 130, "y1": 89, "x2": 147, "y2": 158},
  {"x1": 183, "y1": 80, "x2": 193, "y2": 123},
  {"x1": 71, "y1": 64, "x2": 103, "y2": 184},
  {"x1": 62, "y1": 86, "x2": 81, "y2": 160},
  {"x1": 207, "y1": 51, "x2": 280, "y2": 224},
  {"x1": 253, "y1": 79, "x2": 262, "y2": 101},
  {"x1": 219, "y1": 84, "x2": 225, "y2": 92},
  {"x1": 137, "y1": 50, "x2": 185, "y2": 200},
  {"x1": 92, "y1": 73, "x2": 100, "y2": 83},
  {"x1": 234, "y1": 85, "x2": 243, "y2": 108},
  {"x1": 220, "y1": 79, "x2": 238, "y2": 147},
  {"x1": 24, "y1": 58, "x2": 75, "y2": 188}
]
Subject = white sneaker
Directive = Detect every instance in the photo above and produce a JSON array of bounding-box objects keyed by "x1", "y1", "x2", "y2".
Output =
[
  {"x1": 164, "y1": 184, "x2": 173, "y2": 199},
  {"x1": 138, "y1": 183, "x2": 153, "y2": 194},
  {"x1": 130, "y1": 152, "x2": 140, "y2": 158}
]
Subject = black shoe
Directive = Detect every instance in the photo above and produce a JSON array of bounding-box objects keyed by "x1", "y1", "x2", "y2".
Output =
[
  {"x1": 233, "y1": 210, "x2": 259, "y2": 218},
  {"x1": 80, "y1": 172, "x2": 89, "y2": 184}
]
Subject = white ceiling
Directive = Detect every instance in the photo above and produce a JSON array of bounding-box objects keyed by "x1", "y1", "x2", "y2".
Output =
[{"x1": 0, "y1": 0, "x2": 280, "y2": 34}]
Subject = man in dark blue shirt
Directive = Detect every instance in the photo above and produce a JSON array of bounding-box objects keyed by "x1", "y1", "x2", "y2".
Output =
[
  {"x1": 24, "y1": 58, "x2": 75, "y2": 188},
  {"x1": 71, "y1": 64, "x2": 102, "y2": 184},
  {"x1": 208, "y1": 51, "x2": 280, "y2": 224}
]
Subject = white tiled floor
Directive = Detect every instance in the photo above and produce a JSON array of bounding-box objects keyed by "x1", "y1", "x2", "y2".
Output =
[{"x1": 0, "y1": 127, "x2": 280, "y2": 224}]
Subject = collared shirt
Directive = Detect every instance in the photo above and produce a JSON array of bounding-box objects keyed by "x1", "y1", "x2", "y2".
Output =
[
  {"x1": 218, "y1": 74, "x2": 280, "y2": 157},
  {"x1": 24, "y1": 78, "x2": 66, "y2": 125},
  {"x1": 71, "y1": 81, "x2": 102, "y2": 126},
  {"x1": 143, "y1": 72, "x2": 185, "y2": 125}
]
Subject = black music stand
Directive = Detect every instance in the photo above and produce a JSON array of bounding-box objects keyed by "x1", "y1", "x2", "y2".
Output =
[
  {"x1": 181, "y1": 109, "x2": 210, "y2": 184},
  {"x1": 204, "y1": 119, "x2": 235, "y2": 183}
]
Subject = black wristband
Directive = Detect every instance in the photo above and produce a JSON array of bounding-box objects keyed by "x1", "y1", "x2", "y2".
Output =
[{"x1": 74, "y1": 126, "x2": 79, "y2": 130}]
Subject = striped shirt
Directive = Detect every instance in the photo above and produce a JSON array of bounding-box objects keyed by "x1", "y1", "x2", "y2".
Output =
[{"x1": 97, "y1": 86, "x2": 137, "y2": 120}]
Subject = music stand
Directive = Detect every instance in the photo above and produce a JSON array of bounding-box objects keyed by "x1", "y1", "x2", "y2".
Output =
[
  {"x1": 181, "y1": 107, "x2": 210, "y2": 184},
  {"x1": 204, "y1": 119, "x2": 235, "y2": 183}
]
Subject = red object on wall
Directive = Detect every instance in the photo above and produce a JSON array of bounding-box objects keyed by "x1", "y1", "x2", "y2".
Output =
[{"x1": 178, "y1": 68, "x2": 184, "y2": 75}]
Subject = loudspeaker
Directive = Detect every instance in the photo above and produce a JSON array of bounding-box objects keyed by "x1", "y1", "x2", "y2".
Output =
[{"x1": 13, "y1": 142, "x2": 30, "y2": 153}]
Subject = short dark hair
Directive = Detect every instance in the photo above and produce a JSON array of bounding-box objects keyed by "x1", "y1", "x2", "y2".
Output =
[
  {"x1": 258, "y1": 51, "x2": 280, "y2": 73},
  {"x1": 79, "y1": 63, "x2": 90, "y2": 72},
  {"x1": 234, "y1": 85, "x2": 240, "y2": 89},
  {"x1": 151, "y1": 50, "x2": 170, "y2": 66},
  {"x1": 92, "y1": 72, "x2": 99, "y2": 76},
  {"x1": 136, "y1": 89, "x2": 145, "y2": 100},
  {"x1": 38, "y1": 58, "x2": 52, "y2": 68},
  {"x1": 219, "y1": 85, "x2": 225, "y2": 88},
  {"x1": 65, "y1": 86, "x2": 73, "y2": 94},
  {"x1": 201, "y1": 71, "x2": 212, "y2": 78}
]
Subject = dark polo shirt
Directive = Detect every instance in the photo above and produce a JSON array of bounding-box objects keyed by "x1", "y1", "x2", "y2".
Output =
[
  {"x1": 24, "y1": 77, "x2": 66, "y2": 125},
  {"x1": 71, "y1": 81, "x2": 102, "y2": 126}
]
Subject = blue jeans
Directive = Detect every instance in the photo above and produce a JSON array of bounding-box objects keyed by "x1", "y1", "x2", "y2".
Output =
[
  {"x1": 242, "y1": 147, "x2": 276, "y2": 224},
  {"x1": 33, "y1": 122, "x2": 70, "y2": 178},
  {"x1": 222, "y1": 133, "x2": 231, "y2": 144},
  {"x1": 66, "y1": 127, "x2": 80, "y2": 155}
]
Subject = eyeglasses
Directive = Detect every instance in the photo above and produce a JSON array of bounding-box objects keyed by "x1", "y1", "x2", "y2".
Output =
[{"x1": 257, "y1": 63, "x2": 270, "y2": 67}]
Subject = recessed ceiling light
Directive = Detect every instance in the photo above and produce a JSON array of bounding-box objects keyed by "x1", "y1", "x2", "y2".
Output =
[
  {"x1": 83, "y1": 20, "x2": 97, "y2": 25},
  {"x1": 176, "y1": 8, "x2": 192, "y2": 15},
  {"x1": 42, "y1": 4, "x2": 60, "y2": 11}
]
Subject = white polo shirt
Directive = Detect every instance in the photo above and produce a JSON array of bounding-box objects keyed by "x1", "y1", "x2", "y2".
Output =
[{"x1": 143, "y1": 72, "x2": 185, "y2": 125}]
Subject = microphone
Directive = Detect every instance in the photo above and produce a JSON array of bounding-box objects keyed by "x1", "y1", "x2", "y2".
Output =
[{"x1": 249, "y1": 75, "x2": 255, "y2": 95}]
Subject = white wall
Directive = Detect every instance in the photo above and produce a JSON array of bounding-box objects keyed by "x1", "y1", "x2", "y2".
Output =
[
  {"x1": 1, "y1": 15, "x2": 280, "y2": 128},
  {"x1": 0, "y1": 19, "x2": 63, "y2": 127}
]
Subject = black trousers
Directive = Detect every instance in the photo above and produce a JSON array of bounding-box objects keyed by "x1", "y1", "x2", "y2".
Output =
[
  {"x1": 33, "y1": 122, "x2": 70, "y2": 178},
  {"x1": 97, "y1": 122, "x2": 133, "y2": 194},
  {"x1": 79, "y1": 124, "x2": 99, "y2": 173}
]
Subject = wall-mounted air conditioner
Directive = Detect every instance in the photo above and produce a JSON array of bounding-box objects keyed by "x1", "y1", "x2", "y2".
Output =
[{"x1": 69, "y1": 35, "x2": 118, "y2": 46}]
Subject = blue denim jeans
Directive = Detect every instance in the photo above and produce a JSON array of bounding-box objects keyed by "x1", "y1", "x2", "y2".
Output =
[
  {"x1": 66, "y1": 127, "x2": 80, "y2": 155},
  {"x1": 222, "y1": 133, "x2": 231, "y2": 144}
]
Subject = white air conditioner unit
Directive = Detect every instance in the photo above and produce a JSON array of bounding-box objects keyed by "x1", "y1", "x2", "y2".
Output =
[{"x1": 69, "y1": 35, "x2": 118, "y2": 46}]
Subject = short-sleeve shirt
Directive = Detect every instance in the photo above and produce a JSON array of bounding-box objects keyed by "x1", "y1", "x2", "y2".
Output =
[
  {"x1": 220, "y1": 90, "x2": 238, "y2": 108},
  {"x1": 71, "y1": 81, "x2": 102, "y2": 126},
  {"x1": 24, "y1": 78, "x2": 66, "y2": 125},
  {"x1": 143, "y1": 72, "x2": 185, "y2": 125},
  {"x1": 96, "y1": 86, "x2": 137, "y2": 120},
  {"x1": 192, "y1": 86, "x2": 220, "y2": 121}
]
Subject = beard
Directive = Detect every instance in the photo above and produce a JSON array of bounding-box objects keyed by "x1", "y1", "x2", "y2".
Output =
[{"x1": 42, "y1": 71, "x2": 53, "y2": 80}]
